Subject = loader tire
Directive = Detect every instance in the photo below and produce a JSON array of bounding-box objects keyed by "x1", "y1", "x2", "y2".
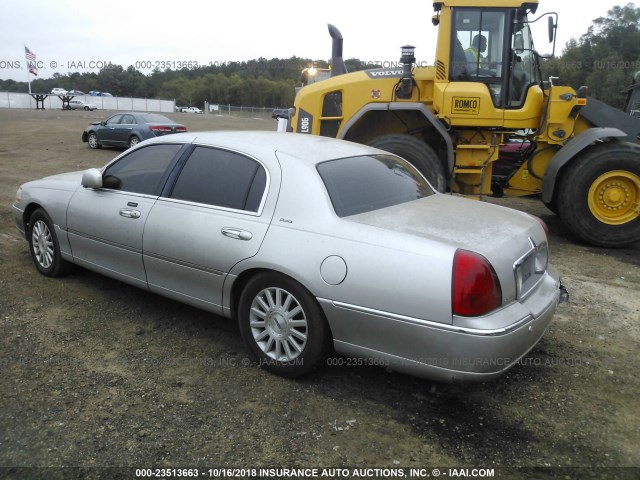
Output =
[
  {"x1": 556, "y1": 142, "x2": 640, "y2": 248},
  {"x1": 368, "y1": 134, "x2": 447, "y2": 192}
]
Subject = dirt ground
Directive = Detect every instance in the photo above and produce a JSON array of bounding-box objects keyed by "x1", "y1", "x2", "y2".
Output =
[{"x1": 0, "y1": 108, "x2": 639, "y2": 480}]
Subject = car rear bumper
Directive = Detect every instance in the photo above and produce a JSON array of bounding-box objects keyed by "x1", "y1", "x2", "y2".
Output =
[{"x1": 319, "y1": 269, "x2": 564, "y2": 383}]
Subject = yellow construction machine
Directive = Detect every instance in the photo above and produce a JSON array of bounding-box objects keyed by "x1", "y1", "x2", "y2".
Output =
[{"x1": 288, "y1": 0, "x2": 640, "y2": 248}]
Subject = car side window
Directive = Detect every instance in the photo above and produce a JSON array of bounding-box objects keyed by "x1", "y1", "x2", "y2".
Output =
[
  {"x1": 106, "y1": 115, "x2": 122, "y2": 125},
  {"x1": 102, "y1": 144, "x2": 183, "y2": 195},
  {"x1": 121, "y1": 114, "x2": 136, "y2": 124},
  {"x1": 170, "y1": 146, "x2": 267, "y2": 212}
]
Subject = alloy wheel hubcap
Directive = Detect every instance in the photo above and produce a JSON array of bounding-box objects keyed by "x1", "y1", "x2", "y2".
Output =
[
  {"x1": 32, "y1": 220, "x2": 54, "y2": 268},
  {"x1": 249, "y1": 287, "x2": 308, "y2": 361}
]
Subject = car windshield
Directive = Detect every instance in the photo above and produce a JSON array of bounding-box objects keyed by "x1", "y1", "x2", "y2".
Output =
[
  {"x1": 317, "y1": 154, "x2": 435, "y2": 217},
  {"x1": 140, "y1": 113, "x2": 173, "y2": 123}
]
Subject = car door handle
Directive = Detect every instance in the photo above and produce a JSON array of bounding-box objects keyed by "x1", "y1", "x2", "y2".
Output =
[
  {"x1": 221, "y1": 227, "x2": 253, "y2": 241},
  {"x1": 119, "y1": 208, "x2": 141, "y2": 219}
]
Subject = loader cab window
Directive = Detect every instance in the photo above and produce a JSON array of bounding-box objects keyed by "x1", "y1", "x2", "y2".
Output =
[
  {"x1": 509, "y1": 15, "x2": 541, "y2": 107},
  {"x1": 451, "y1": 8, "x2": 507, "y2": 107}
]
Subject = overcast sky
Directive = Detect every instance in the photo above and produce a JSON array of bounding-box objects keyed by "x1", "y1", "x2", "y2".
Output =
[{"x1": 0, "y1": 0, "x2": 620, "y2": 82}]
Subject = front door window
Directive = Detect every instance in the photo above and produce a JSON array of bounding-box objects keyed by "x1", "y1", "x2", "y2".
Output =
[{"x1": 509, "y1": 19, "x2": 540, "y2": 107}]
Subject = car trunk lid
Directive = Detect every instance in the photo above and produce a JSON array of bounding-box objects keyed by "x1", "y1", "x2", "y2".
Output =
[{"x1": 347, "y1": 193, "x2": 549, "y2": 304}]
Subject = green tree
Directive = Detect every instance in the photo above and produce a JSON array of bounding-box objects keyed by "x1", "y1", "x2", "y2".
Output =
[{"x1": 543, "y1": 3, "x2": 640, "y2": 108}]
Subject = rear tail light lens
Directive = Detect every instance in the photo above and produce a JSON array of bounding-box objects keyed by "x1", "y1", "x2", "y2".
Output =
[
  {"x1": 175, "y1": 126, "x2": 188, "y2": 132},
  {"x1": 452, "y1": 250, "x2": 502, "y2": 317},
  {"x1": 149, "y1": 126, "x2": 173, "y2": 132}
]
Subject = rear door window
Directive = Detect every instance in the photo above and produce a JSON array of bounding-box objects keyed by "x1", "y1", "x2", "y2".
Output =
[
  {"x1": 170, "y1": 146, "x2": 267, "y2": 212},
  {"x1": 120, "y1": 114, "x2": 136, "y2": 124}
]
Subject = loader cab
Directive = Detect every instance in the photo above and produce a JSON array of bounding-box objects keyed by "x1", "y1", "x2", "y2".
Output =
[{"x1": 449, "y1": 6, "x2": 541, "y2": 109}]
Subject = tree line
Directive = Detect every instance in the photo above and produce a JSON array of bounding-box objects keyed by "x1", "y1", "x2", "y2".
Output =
[
  {"x1": 1, "y1": 4, "x2": 639, "y2": 110},
  {"x1": 0, "y1": 56, "x2": 376, "y2": 108},
  {"x1": 0, "y1": 58, "x2": 320, "y2": 107},
  {"x1": 541, "y1": 2, "x2": 640, "y2": 109}
]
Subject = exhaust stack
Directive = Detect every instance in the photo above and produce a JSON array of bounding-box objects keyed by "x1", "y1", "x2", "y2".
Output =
[{"x1": 328, "y1": 24, "x2": 347, "y2": 77}]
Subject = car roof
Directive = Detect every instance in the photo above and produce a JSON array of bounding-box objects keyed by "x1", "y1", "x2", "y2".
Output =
[
  {"x1": 106, "y1": 112, "x2": 175, "y2": 121},
  {"x1": 110, "y1": 111, "x2": 168, "y2": 116},
  {"x1": 142, "y1": 131, "x2": 384, "y2": 165}
]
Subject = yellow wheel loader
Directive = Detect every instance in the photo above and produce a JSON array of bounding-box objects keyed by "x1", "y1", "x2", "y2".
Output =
[{"x1": 288, "y1": 0, "x2": 640, "y2": 248}]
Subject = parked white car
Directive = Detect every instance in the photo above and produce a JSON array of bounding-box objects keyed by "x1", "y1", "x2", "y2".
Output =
[
  {"x1": 181, "y1": 106, "x2": 203, "y2": 114},
  {"x1": 51, "y1": 88, "x2": 67, "y2": 95},
  {"x1": 67, "y1": 99, "x2": 97, "y2": 111}
]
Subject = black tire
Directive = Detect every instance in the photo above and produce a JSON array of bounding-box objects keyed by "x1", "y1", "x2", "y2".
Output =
[
  {"x1": 27, "y1": 209, "x2": 74, "y2": 277},
  {"x1": 238, "y1": 272, "x2": 331, "y2": 378},
  {"x1": 368, "y1": 134, "x2": 447, "y2": 192},
  {"x1": 84, "y1": 106, "x2": 89, "y2": 111},
  {"x1": 556, "y1": 142, "x2": 640, "y2": 248},
  {"x1": 128, "y1": 135, "x2": 141, "y2": 148},
  {"x1": 543, "y1": 198, "x2": 558, "y2": 215},
  {"x1": 87, "y1": 132, "x2": 101, "y2": 149}
]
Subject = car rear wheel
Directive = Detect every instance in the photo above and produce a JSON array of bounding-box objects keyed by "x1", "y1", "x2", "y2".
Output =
[
  {"x1": 27, "y1": 209, "x2": 74, "y2": 277},
  {"x1": 84, "y1": 106, "x2": 89, "y2": 111},
  {"x1": 128, "y1": 136, "x2": 140, "y2": 148},
  {"x1": 87, "y1": 132, "x2": 100, "y2": 149},
  {"x1": 238, "y1": 272, "x2": 331, "y2": 378}
]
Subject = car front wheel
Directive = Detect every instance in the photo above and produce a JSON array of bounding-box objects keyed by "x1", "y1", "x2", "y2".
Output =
[
  {"x1": 87, "y1": 132, "x2": 101, "y2": 149},
  {"x1": 238, "y1": 273, "x2": 331, "y2": 378},
  {"x1": 27, "y1": 209, "x2": 74, "y2": 277}
]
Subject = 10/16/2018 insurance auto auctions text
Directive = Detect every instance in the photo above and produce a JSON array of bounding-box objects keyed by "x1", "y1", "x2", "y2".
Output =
[{"x1": 134, "y1": 467, "x2": 496, "y2": 478}]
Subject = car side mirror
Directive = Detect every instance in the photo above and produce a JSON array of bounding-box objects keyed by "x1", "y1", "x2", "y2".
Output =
[{"x1": 81, "y1": 168, "x2": 103, "y2": 188}]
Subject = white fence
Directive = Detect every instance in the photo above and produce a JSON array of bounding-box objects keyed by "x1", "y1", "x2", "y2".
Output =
[
  {"x1": 0, "y1": 92, "x2": 175, "y2": 113},
  {"x1": 207, "y1": 103, "x2": 273, "y2": 119}
]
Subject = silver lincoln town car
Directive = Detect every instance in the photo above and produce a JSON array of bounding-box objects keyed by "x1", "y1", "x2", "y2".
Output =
[{"x1": 13, "y1": 131, "x2": 567, "y2": 382}]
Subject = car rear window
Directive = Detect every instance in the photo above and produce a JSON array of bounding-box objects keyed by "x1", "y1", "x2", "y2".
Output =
[
  {"x1": 317, "y1": 154, "x2": 434, "y2": 217},
  {"x1": 141, "y1": 113, "x2": 172, "y2": 123}
]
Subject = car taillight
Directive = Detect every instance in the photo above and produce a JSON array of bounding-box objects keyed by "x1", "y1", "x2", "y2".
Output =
[
  {"x1": 149, "y1": 126, "x2": 173, "y2": 132},
  {"x1": 175, "y1": 126, "x2": 187, "y2": 132},
  {"x1": 452, "y1": 250, "x2": 502, "y2": 317}
]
